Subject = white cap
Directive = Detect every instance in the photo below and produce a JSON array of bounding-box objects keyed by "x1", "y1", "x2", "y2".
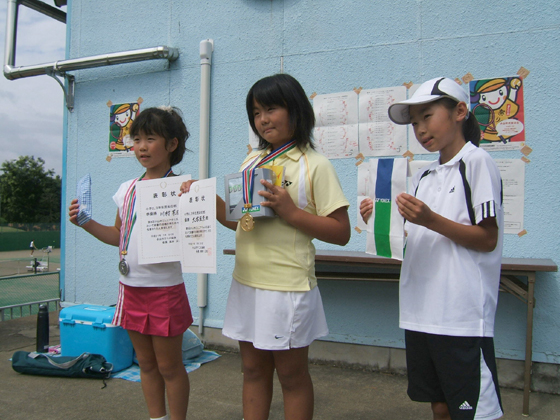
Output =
[{"x1": 388, "y1": 77, "x2": 469, "y2": 125}]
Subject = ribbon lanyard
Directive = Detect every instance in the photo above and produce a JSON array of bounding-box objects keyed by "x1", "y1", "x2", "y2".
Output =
[
  {"x1": 119, "y1": 169, "x2": 172, "y2": 262},
  {"x1": 242, "y1": 140, "x2": 296, "y2": 208}
]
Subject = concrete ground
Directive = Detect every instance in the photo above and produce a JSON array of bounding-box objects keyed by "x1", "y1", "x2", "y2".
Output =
[{"x1": 1, "y1": 313, "x2": 560, "y2": 420}]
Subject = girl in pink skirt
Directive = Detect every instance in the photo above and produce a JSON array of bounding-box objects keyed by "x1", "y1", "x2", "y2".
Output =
[{"x1": 70, "y1": 107, "x2": 192, "y2": 420}]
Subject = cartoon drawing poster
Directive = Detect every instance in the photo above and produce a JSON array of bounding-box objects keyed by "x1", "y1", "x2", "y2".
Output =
[
  {"x1": 108, "y1": 101, "x2": 141, "y2": 157},
  {"x1": 469, "y1": 76, "x2": 525, "y2": 151}
]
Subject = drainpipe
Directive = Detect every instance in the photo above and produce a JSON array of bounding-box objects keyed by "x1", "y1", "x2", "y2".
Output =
[{"x1": 197, "y1": 39, "x2": 213, "y2": 335}]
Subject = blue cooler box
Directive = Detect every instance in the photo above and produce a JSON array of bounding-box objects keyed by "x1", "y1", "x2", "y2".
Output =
[{"x1": 59, "y1": 304, "x2": 134, "y2": 372}]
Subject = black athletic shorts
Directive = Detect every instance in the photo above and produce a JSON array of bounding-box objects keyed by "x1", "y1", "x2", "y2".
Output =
[{"x1": 405, "y1": 330, "x2": 503, "y2": 420}]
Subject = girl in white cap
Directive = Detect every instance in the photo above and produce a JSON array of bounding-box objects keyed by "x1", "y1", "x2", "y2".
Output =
[{"x1": 361, "y1": 77, "x2": 504, "y2": 420}]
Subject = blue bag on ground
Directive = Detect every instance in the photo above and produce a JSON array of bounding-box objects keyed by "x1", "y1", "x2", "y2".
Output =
[
  {"x1": 182, "y1": 329, "x2": 204, "y2": 361},
  {"x1": 11, "y1": 351, "x2": 113, "y2": 379}
]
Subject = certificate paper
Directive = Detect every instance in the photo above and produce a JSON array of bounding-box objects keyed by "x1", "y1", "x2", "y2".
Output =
[
  {"x1": 496, "y1": 159, "x2": 525, "y2": 234},
  {"x1": 312, "y1": 91, "x2": 359, "y2": 159},
  {"x1": 179, "y1": 177, "x2": 217, "y2": 273},
  {"x1": 136, "y1": 175, "x2": 191, "y2": 265},
  {"x1": 136, "y1": 175, "x2": 217, "y2": 273},
  {"x1": 359, "y1": 86, "x2": 407, "y2": 156}
]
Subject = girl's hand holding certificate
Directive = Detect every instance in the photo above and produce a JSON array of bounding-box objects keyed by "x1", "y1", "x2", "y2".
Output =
[{"x1": 179, "y1": 179, "x2": 198, "y2": 195}]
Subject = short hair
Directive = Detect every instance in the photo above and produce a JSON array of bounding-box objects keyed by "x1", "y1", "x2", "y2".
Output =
[
  {"x1": 246, "y1": 74, "x2": 315, "y2": 150},
  {"x1": 438, "y1": 98, "x2": 481, "y2": 147},
  {"x1": 130, "y1": 107, "x2": 190, "y2": 166}
]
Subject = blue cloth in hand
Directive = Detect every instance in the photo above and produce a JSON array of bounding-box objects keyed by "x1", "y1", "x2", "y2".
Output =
[{"x1": 76, "y1": 174, "x2": 92, "y2": 226}]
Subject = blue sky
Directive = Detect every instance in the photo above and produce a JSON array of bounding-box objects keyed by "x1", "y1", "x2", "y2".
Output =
[{"x1": 0, "y1": 2, "x2": 66, "y2": 175}]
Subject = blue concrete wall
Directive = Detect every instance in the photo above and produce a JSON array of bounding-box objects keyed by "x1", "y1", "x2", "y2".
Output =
[{"x1": 63, "y1": 0, "x2": 560, "y2": 363}]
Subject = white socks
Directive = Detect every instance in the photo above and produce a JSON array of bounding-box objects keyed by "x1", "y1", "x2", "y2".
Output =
[{"x1": 150, "y1": 415, "x2": 168, "y2": 420}]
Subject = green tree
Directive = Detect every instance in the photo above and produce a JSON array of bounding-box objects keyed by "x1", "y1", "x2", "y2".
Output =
[{"x1": 0, "y1": 156, "x2": 61, "y2": 223}]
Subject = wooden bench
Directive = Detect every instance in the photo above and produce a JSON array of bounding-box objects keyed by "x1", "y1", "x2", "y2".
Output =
[{"x1": 224, "y1": 248, "x2": 558, "y2": 416}]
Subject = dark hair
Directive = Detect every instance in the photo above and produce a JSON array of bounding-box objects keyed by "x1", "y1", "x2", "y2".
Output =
[
  {"x1": 246, "y1": 73, "x2": 315, "y2": 150},
  {"x1": 130, "y1": 107, "x2": 190, "y2": 166},
  {"x1": 438, "y1": 98, "x2": 481, "y2": 147}
]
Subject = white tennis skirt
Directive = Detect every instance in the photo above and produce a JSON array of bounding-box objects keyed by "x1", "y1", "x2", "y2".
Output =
[{"x1": 222, "y1": 278, "x2": 329, "y2": 350}]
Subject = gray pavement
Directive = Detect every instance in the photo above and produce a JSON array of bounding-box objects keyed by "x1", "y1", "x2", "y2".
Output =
[{"x1": 1, "y1": 313, "x2": 560, "y2": 419}]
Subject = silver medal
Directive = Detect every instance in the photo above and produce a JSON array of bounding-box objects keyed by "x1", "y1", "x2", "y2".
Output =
[{"x1": 119, "y1": 259, "x2": 130, "y2": 276}]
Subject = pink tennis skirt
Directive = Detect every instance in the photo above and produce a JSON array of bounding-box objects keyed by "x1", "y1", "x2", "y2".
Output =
[{"x1": 112, "y1": 282, "x2": 193, "y2": 337}]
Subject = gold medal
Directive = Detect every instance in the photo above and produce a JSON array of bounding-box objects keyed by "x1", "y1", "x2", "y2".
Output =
[{"x1": 240, "y1": 212, "x2": 254, "y2": 232}]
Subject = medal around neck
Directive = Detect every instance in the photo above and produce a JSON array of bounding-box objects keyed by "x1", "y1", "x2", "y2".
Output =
[
  {"x1": 117, "y1": 170, "x2": 173, "y2": 275},
  {"x1": 240, "y1": 212, "x2": 255, "y2": 232},
  {"x1": 119, "y1": 259, "x2": 130, "y2": 276},
  {"x1": 225, "y1": 141, "x2": 294, "y2": 229},
  {"x1": 224, "y1": 168, "x2": 276, "y2": 224}
]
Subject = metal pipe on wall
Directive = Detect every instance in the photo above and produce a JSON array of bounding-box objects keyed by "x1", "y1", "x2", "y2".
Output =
[
  {"x1": 4, "y1": 0, "x2": 178, "y2": 82},
  {"x1": 197, "y1": 39, "x2": 213, "y2": 335},
  {"x1": 4, "y1": 0, "x2": 18, "y2": 72},
  {"x1": 4, "y1": 46, "x2": 179, "y2": 80},
  {"x1": 20, "y1": 0, "x2": 66, "y2": 23}
]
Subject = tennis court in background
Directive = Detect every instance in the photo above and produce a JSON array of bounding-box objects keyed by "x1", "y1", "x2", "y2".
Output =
[
  {"x1": 0, "y1": 248, "x2": 61, "y2": 320},
  {"x1": 0, "y1": 248, "x2": 60, "y2": 277}
]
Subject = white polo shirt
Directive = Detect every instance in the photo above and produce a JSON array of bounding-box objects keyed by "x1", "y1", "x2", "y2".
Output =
[{"x1": 399, "y1": 142, "x2": 504, "y2": 337}]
